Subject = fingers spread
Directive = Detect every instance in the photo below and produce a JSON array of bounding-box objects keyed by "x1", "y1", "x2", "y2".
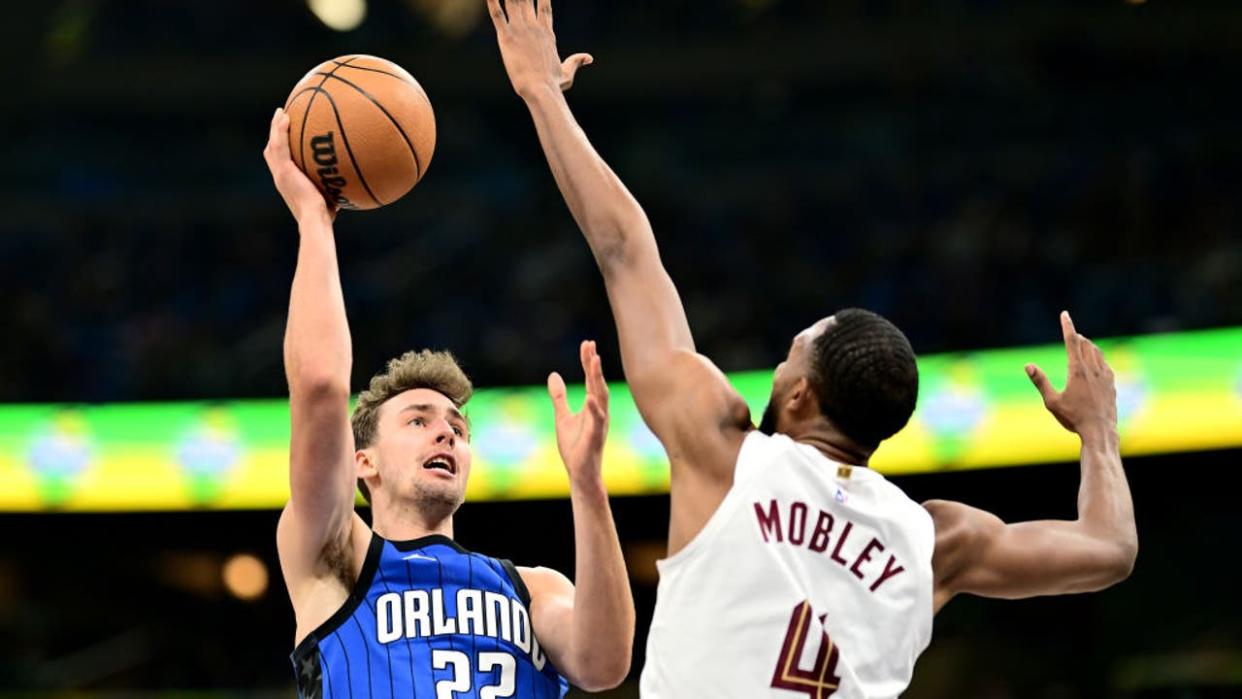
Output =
[
  {"x1": 514, "y1": 0, "x2": 535, "y2": 24},
  {"x1": 1080, "y1": 338, "x2": 1098, "y2": 371},
  {"x1": 586, "y1": 393, "x2": 607, "y2": 423},
  {"x1": 591, "y1": 361, "x2": 609, "y2": 409},
  {"x1": 1026, "y1": 363, "x2": 1056, "y2": 405},
  {"x1": 563, "y1": 53, "x2": 594, "y2": 80},
  {"x1": 578, "y1": 339, "x2": 593, "y2": 374},
  {"x1": 486, "y1": 0, "x2": 507, "y2": 29},
  {"x1": 1062, "y1": 309, "x2": 1077, "y2": 337},
  {"x1": 547, "y1": 371, "x2": 569, "y2": 417},
  {"x1": 1060, "y1": 310, "x2": 1083, "y2": 366}
]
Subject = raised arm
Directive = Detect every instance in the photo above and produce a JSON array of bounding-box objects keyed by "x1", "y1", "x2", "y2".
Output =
[
  {"x1": 264, "y1": 109, "x2": 362, "y2": 612},
  {"x1": 927, "y1": 312, "x2": 1138, "y2": 611},
  {"x1": 521, "y1": 341, "x2": 634, "y2": 691},
  {"x1": 487, "y1": 0, "x2": 750, "y2": 479}
]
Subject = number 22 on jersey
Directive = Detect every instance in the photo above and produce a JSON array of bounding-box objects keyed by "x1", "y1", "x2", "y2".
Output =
[{"x1": 433, "y1": 649, "x2": 516, "y2": 699}]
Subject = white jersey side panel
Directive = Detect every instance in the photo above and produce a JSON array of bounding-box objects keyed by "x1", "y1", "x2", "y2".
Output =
[{"x1": 641, "y1": 431, "x2": 935, "y2": 699}]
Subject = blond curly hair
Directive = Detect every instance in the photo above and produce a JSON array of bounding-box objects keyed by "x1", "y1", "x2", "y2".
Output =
[{"x1": 351, "y1": 349, "x2": 473, "y2": 503}]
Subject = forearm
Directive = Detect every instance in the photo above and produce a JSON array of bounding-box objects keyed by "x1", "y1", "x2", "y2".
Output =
[
  {"x1": 566, "y1": 477, "x2": 634, "y2": 687},
  {"x1": 524, "y1": 85, "x2": 695, "y2": 375},
  {"x1": 1075, "y1": 426, "x2": 1137, "y2": 559},
  {"x1": 522, "y1": 86, "x2": 652, "y2": 270},
  {"x1": 284, "y1": 212, "x2": 352, "y2": 393}
]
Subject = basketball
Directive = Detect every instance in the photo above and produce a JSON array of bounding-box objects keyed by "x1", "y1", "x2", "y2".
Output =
[{"x1": 284, "y1": 55, "x2": 436, "y2": 211}]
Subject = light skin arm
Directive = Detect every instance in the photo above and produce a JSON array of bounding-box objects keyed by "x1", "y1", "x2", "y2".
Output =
[
  {"x1": 520, "y1": 341, "x2": 635, "y2": 691},
  {"x1": 264, "y1": 109, "x2": 366, "y2": 617},
  {"x1": 487, "y1": 0, "x2": 751, "y2": 491},
  {"x1": 928, "y1": 312, "x2": 1138, "y2": 611}
]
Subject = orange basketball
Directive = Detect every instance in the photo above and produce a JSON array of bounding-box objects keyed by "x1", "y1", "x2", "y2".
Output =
[{"x1": 284, "y1": 55, "x2": 436, "y2": 211}]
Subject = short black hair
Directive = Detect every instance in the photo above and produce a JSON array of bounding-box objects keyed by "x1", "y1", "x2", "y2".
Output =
[{"x1": 808, "y1": 309, "x2": 918, "y2": 449}]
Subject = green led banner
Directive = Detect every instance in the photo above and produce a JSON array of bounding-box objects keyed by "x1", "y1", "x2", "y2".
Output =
[{"x1": 1, "y1": 327, "x2": 1239, "y2": 512}]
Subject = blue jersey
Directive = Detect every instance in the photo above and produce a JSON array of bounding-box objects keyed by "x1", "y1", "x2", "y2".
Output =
[{"x1": 291, "y1": 533, "x2": 569, "y2": 699}]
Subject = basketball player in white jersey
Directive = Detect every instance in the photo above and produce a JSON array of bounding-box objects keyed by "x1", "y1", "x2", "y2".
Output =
[{"x1": 488, "y1": 1, "x2": 1139, "y2": 696}]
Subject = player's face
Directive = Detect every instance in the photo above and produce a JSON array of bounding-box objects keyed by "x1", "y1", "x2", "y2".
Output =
[
  {"x1": 371, "y1": 388, "x2": 473, "y2": 513},
  {"x1": 761, "y1": 316, "x2": 837, "y2": 434}
]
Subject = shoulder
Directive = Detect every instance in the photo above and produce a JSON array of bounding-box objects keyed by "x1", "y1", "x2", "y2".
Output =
[
  {"x1": 666, "y1": 351, "x2": 751, "y2": 425},
  {"x1": 649, "y1": 353, "x2": 751, "y2": 478},
  {"x1": 922, "y1": 499, "x2": 1003, "y2": 585},
  {"x1": 516, "y1": 565, "x2": 574, "y2": 600},
  {"x1": 513, "y1": 566, "x2": 574, "y2": 621},
  {"x1": 638, "y1": 352, "x2": 750, "y2": 438},
  {"x1": 923, "y1": 500, "x2": 1003, "y2": 539}
]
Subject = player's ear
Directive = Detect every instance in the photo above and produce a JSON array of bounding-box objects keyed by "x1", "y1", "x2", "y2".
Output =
[
  {"x1": 787, "y1": 377, "x2": 819, "y2": 418},
  {"x1": 356, "y1": 448, "x2": 379, "y2": 480}
]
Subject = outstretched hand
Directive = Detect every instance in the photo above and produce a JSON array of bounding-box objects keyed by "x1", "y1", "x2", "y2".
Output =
[
  {"x1": 263, "y1": 108, "x2": 336, "y2": 225},
  {"x1": 1026, "y1": 311, "x2": 1118, "y2": 441},
  {"x1": 548, "y1": 340, "x2": 611, "y2": 488},
  {"x1": 486, "y1": 0, "x2": 593, "y2": 98}
]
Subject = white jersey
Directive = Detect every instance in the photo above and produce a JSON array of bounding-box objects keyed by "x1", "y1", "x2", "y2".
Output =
[{"x1": 641, "y1": 431, "x2": 935, "y2": 699}]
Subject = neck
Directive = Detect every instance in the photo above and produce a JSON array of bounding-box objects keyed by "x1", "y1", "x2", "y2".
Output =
[
  {"x1": 370, "y1": 500, "x2": 456, "y2": 542},
  {"x1": 786, "y1": 421, "x2": 873, "y2": 467}
]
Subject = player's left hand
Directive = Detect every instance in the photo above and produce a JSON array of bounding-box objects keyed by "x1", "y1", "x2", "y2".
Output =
[
  {"x1": 487, "y1": 0, "x2": 593, "y2": 98},
  {"x1": 1026, "y1": 311, "x2": 1118, "y2": 444},
  {"x1": 548, "y1": 340, "x2": 610, "y2": 489}
]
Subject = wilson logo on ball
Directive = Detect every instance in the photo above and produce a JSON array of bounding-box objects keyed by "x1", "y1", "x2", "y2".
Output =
[
  {"x1": 285, "y1": 55, "x2": 437, "y2": 211},
  {"x1": 309, "y1": 132, "x2": 354, "y2": 210}
]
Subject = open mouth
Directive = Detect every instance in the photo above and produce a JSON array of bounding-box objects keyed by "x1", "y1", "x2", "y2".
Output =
[{"x1": 422, "y1": 453, "x2": 457, "y2": 475}]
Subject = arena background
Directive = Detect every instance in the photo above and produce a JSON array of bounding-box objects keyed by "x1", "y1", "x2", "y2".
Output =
[{"x1": 2, "y1": 0, "x2": 1241, "y2": 696}]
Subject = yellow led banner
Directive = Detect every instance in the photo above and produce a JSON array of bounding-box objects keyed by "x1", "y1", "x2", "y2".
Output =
[{"x1": 0, "y1": 327, "x2": 1238, "y2": 511}]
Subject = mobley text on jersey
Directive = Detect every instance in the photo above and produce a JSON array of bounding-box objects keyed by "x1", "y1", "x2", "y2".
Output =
[{"x1": 753, "y1": 499, "x2": 907, "y2": 593}]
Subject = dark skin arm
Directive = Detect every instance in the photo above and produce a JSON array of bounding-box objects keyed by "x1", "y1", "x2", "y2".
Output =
[
  {"x1": 488, "y1": 0, "x2": 752, "y2": 556},
  {"x1": 928, "y1": 312, "x2": 1138, "y2": 611}
]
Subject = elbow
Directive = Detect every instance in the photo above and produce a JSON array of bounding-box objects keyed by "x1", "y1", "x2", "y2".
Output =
[
  {"x1": 573, "y1": 655, "x2": 632, "y2": 692},
  {"x1": 1096, "y1": 540, "x2": 1138, "y2": 589},
  {"x1": 584, "y1": 212, "x2": 650, "y2": 275},
  {"x1": 1111, "y1": 539, "x2": 1138, "y2": 583},
  {"x1": 285, "y1": 350, "x2": 351, "y2": 402},
  {"x1": 587, "y1": 224, "x2": 631, "y2": 275},
  {"x1": 288, "y1": 372, "x2": 351, "y2": 404},
  {"x1": 570, "y1": 633, "x2": 633, "y2": 692}
]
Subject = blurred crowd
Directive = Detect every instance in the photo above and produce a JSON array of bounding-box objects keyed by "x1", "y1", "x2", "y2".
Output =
[
  {"x1": 2, "y1": 2, "x2": 1240, "y2": 696},
  {"x1": 2, "y1": 0, "x2": 1237, "y2": 404}
]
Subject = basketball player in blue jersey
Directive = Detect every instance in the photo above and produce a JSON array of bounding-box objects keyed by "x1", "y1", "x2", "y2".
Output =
[
  {"x1": 490, "y1": 1, "x2": 1138, "y2": 696},
  {"x1": 262, "y1": 108, "x2": 635, "y2": 698}
]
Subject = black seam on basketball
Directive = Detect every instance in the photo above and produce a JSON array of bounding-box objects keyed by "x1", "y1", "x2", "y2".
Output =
[
  {"x1": 318, "y1": 88, "x2": 383, "y2": 208},
  {"x1": 284, "y1": 90, "x2": 316, "y2": 173},
  {"x1": 296, "y1": 59, "x2": 356, "y2": 176},
  {"x1": 314, "y1": 72, "x2": 423, "y2": 180},
  {"x1": 332, "y1": 62, "x2": 414, "y2": 84},
  {"x1": 298, "y1": 77, "x2": 330, "y2": 174}
]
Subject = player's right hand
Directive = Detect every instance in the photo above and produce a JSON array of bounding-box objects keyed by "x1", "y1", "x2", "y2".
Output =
[
  {"x1": 263, "y1": 108, "x2": 336, "y2": 225},
  {"x1": 487, "y1": 0, "x2": 593, "y2": 98},
  {"x1": 1025, "y1": 311, "x2": 1118, "y2": 441}
]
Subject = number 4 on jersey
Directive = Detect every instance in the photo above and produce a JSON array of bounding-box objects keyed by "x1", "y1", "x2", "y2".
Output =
[{"x1": 770, "y1": 600, "x2": 842, "y2": 698}]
